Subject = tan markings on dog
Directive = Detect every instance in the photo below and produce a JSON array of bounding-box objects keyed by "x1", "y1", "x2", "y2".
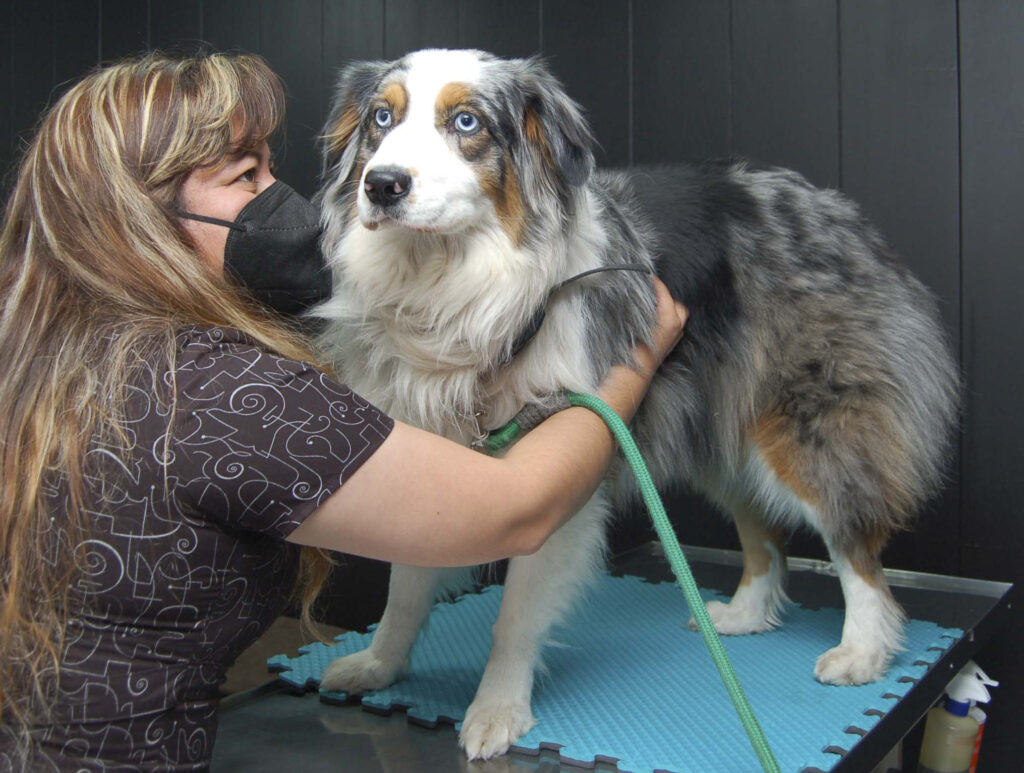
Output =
[
  {"x1": 478, "y1": 158, "x2": 526, "y2": 247},
  {"x1": 324, "y1": 104, "x2": 360, "y2": 160},
  {"x1": 841, "y1": 526, "x2": 891, "y2": 589},
  {"x1": 730, "y1": 499, "x2": 785, "y2": 587},
  {"x1": 752, "y1": 412, "x2": 820, "y2": 508},
  {"x1": 381, "y1": 81, "x2": 409, "y2": 123},
  {"x1": 524, "y1": 106, "x2": 555, "y2": 170},
  {"x1": 435, "y1": 82, "x2": 474, "y2": 123}
]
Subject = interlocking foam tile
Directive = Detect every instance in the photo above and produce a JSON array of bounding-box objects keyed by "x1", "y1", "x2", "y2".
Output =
[{"x1": 268, "y1": 575, "x2": 961, "y2": 773}]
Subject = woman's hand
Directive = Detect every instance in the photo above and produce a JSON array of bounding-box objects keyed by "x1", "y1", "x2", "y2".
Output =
[
  {"x1": 641, "y1": 277, "x2": 689, "y2": 369},
  {"x1": 595, "y1": 278, "x2": 688, "y2": 423}
]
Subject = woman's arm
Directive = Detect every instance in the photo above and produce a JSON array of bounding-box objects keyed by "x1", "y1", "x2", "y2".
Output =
[{"x1": 286, "y1": 279, "x2": 687, "y2": 567}]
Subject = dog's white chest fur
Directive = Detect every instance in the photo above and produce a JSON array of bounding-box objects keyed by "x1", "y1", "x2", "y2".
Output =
[{"x1": 318, "y1": 221, "x2": 596, "y2": 440}]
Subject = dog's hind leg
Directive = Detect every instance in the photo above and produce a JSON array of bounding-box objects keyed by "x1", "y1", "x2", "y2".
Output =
[
  {"x1": 320, "y1": 564, "x2": 454, "y2": 694},
  {"x1": 814, "y1": 535, "x2": 906, "y2": 685},
  {"x1": 459, "y1": 489, "x2": 612, "y2": 760},
  {"x1": 689, "y1": 498, "x2": 790, "y2": 634}
]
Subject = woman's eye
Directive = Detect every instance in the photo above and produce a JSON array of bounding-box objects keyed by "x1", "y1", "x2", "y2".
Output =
[
  {"x1": 454, "y1": 112, "x2": 480, "y2": 134},
  {"x1": 238, "y1": 168, "x2": 257, "y2": 183},
  {"x1": 374, "y1": 108, "x2": 393, "y2": 128}
]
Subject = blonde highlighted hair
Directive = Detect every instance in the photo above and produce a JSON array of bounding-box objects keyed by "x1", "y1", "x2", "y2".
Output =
[{"x1": 0, "y1": 52, "x2": 332, "y2": 741}]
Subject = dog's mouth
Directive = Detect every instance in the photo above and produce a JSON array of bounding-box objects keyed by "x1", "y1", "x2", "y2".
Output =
[
  {"x1": 359, "y1": 202, "x2": 451, "y2": 235},
  {"x1": 360, "y1": 211, "x2": 440, "y2": 235}
]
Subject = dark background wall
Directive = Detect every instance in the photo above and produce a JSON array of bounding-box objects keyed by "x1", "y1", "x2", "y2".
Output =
[{"x1": 1, "y1": 1, "x2": 1020, "y2": 770}]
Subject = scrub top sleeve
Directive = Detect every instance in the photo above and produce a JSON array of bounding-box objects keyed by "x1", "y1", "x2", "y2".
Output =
[{"x1": 171, "y1": 327, "x2": 394, "y2": 538}]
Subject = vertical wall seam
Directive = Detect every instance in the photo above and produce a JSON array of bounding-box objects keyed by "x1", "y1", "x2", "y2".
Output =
[
  {"x1": 836, "y1": 0, "x2": 843, "y2": 190},
  {"x1": 727, "y1": 0, "x2": 733, "y2": 155},
  {"x1": 9, "y1": 0, "x2": 15, "y2": 159},
  {"x1": 627, "y1": 0, "x2": 633, "y2": 166},
  {"x1": 538, "y1": 0, "x2": 543, "y2": 53},
  {"x1": 50, "y1": 0, "x2": 57, "y2": 102},
  {"x1": 954, "y1": 0, "x2": 965, "y2": 575}
]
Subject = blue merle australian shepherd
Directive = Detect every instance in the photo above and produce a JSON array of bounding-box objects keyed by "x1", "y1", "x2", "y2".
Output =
[{"x1": 312, "y1": 49, "x2": 959, "y2": 759}]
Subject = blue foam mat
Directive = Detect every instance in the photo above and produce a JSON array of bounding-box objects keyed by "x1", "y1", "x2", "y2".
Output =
[{"x1": 269, "y1": 574, "x2": 961, "y2": 772}]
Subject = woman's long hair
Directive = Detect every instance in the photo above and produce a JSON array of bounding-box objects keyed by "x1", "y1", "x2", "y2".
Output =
[{"x1": 0, "y1": 52, "x2": 333, "y2": 739}]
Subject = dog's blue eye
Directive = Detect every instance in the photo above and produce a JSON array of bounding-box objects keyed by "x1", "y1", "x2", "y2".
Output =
[
  {"x1": 374, "y1": 108, "x2": 393, "y2": 129},
  {"x1": 454, "y1": 112, "x2": 480, "y2": 134}
]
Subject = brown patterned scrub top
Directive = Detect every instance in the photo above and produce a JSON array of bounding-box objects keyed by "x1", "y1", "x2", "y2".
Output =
[{"x1": 2, "y1": 327, "x2": 393, "y2": 772}]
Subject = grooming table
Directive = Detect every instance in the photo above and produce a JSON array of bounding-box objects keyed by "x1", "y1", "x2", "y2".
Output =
[{"x1": 212, "y1": 544, "x2": 1013, "y2": 772}]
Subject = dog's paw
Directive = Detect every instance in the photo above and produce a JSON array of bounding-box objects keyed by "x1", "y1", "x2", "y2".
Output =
[
  {"x1": 687, "y1": 599, "x2": 776, "y2": 636},
  {"x1": 319, "y1": 649, "x2": 404, "y2": 695},
  {"x1": 459, "y1": 699, "x2": 536, "y2": 760},
  {"x1": 814, "y1": 644, "x2": 888, "y2": 685}
]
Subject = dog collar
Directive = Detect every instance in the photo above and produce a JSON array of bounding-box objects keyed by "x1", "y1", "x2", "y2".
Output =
[
  {"x1": 503, "y1": 263, "x2": 653, "y2": 364},
  {"x1": 471, "y1": 392, "x2": 573, "y2": 454}
]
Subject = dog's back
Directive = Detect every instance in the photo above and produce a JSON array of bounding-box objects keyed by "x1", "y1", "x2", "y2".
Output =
[{"x1": 604, "y1": 162, "x2": 959, "y2": 523}]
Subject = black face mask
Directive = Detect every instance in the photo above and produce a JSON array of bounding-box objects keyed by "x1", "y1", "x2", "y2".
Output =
[{"x1": 178, "y1": 180, "x2": 331, "y2": 315}]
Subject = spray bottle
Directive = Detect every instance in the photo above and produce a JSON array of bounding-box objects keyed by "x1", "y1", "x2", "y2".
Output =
[
  {"x1": 918, "y1": 661, "x2": 998, "y2": 773},
  {"x1": 966, "y1": 664, "x2": 998, "y2": 773}
]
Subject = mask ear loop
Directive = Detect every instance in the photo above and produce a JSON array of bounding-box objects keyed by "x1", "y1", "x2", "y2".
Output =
[{"x1": 176, "y1": 211, "x2": 247, "y2": 231}]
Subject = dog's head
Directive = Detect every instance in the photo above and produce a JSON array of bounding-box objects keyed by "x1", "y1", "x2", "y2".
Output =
[{"x1": 319, "y1": 49, "x2": 595, "y2": 246}]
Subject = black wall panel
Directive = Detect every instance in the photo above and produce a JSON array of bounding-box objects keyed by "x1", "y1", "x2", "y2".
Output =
[
  {"x1": 632, "y1": 0, "x2": 731, "y2": 164},
  {"x1": 150, "y1": 0, "x2": 201, "y2": 53},
  {"x1": 0, "y1": 0, "x2": 11, "y2": 190},
  {"x1": 384, "y1": 0, "x2": 460, "y2": 59},
  {"x1": 259, "y1": 0, "x2": 323, "y2": 198},
  {"x1": 731, "y1": 0, "x2": 839, "y2": 188},
  {"x1": 840, "y1": 0, "x2": 960, "y2": 336},
  {"x1": 458, "y1": 0, "x2": 539, "y2": 59},
  {"x1": 840, "y1": 0, "x2": 962, "y2": 579},
  {"x1": 11, "y1": 0, "x2": 53, "y2": 156},
  {"x1": 541, "y1": 0, "x2": 631, "y2": 167},
  {"x1": 100, "y1": 0, "x2": 149, "y2": 61},
  {"x1": 202, "y1": 0, "x2": 260, "y2": 54},
  {"x1": 2, "y1": 2, "x2": 1022, "y2": 769},
  {"x1": 959, "y1": 2, "x2": 1024, "y2": 762},
  {"x1": 54, "y1": 0, "x2": 99, "y2": 98}
]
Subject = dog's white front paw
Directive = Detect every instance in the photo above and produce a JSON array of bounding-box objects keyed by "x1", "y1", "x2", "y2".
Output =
[
  {"x1": 459, "y1": 698, "x2": 536, "y2": 760},
  {"x1": 814, "y1": 644, "x2": 888, "y2": 685},
  {"x1": 687, "y1": 599, "x2": 777, "y2": 635},
  {"x1": 319, "y1": 648, "x2": 404, "y2": 694}
]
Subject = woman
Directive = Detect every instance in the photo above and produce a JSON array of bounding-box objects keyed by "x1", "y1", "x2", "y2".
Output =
[{"x1": 0, "y1": 52, "x2": 686, "y2": 771}]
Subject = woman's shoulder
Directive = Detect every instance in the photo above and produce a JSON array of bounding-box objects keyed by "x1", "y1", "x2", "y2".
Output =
[
  {"x1": 173, "y1": 324, "x2": 324, "y2": 388},
  {"x1": 176, "y1": 324, "x2": 262, "y2": 353}
]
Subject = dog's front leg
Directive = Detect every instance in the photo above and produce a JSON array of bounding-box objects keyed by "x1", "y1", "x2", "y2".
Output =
[
  {"x1": 321, "y1": 564, "x2": 443, "y2": 694},
  {"x1": 459, "y1": 489, "x2": 611, "y2": 760}
]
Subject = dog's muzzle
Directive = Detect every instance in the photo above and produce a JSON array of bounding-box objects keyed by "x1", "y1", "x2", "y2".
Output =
[{"x1": 364, "y1": 166, "x2": 412, "y2": 208}]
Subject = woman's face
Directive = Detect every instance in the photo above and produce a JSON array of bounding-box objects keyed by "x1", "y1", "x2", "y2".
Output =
[{"x1": 178, "y1": 141, "x2": 276, "y2": 273}]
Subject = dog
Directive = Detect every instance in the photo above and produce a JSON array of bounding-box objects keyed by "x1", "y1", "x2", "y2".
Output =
[{"x1": 311, "y1": 48, "x2": 959, "y2": 760}]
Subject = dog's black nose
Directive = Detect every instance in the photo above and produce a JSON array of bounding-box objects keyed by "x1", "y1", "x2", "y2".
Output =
[{"x1": 363, "y1": 167, "x2": 412, "y2": 207}]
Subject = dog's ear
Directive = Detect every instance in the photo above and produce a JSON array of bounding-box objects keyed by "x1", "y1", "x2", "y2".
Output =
[
  {"x1": 519, "y1": 57, "x2": 596, "y2": 187},
  {"x1": 319, "y1": 60, "x2": 389, "y2": 184}
]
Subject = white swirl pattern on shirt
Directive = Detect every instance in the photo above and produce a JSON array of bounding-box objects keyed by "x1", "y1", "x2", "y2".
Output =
[{"x1": 1, "y1": 327, "x2": 392, "y2": 772}]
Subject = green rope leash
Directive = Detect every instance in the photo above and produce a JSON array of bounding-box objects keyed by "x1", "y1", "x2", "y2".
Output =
[
  {"x1": 562, "y1": 391, "x2": 780, "y2": 773},
  {"x1": 485, "y1": 393, "x2": 780, "y2": 771}
]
